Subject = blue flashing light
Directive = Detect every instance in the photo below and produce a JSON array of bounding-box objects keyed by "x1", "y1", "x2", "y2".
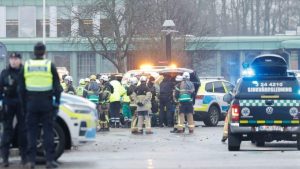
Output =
[{"x1": 242, "y1": 68, "x2": 255, "y2": 77}]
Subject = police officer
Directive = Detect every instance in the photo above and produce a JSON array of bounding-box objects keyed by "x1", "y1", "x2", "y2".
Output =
[
  {"x1": 0, "y1": 53, "x2": 27, "y2": 167},
  {"x1": 159, "y1": 74, "x2": 174, "y2": 127},
  {"x1": 19, "y1": 42, "x2": 62, "y2": 169}
]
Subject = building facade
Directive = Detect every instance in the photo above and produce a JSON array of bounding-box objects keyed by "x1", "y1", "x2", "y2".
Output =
[{"x1": 1, "y1": 1, "x2": 300, "y2": 85}]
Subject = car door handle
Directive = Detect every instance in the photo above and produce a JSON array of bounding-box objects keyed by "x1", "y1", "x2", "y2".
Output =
[{"x1": 265, "y1": 100, "x2": 274, "y2": 106}]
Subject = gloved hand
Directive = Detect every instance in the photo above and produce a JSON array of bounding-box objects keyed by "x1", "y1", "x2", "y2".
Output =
[{"x1": 137, "y1": 102, "x2": 144, "y2": 107}]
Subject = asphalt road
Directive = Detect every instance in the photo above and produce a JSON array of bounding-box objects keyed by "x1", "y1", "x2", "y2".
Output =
[{"x1": 5, "y1": 122, "x2": 300, "y2": 169}]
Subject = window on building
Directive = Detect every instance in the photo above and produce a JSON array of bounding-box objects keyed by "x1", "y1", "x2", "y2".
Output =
[
  {"x1": 205, "y1": 82, "x2": 214, "y2": 93},
  {"x1": 57, "y1": 19, "x2": 71, "y2": 37},
  {"x1": 53, "y1": 53, "x2": 71, "y2": 73},
  {"x1": 6, "y1": 20, "x2": 18, "y2": 37},
  {"x1": 78, "y1": 52, "x2": 96, "y2": 80},
  {"x1": 214, "y1": 81, "x2": 225, "y2": 93},
  {"x1": 100, "y1": 18, "x2": 114, "y2": 37},
  {"x1": 36, "y1": 6, "x2": 51, "y2": 37},
  {"x1": 6, "y1": 7, "x2": 18, "y2": 37},
  {"x1": 36, "y1": 19, "x2": 50, "y2": 37},
  {"x1": 19, "y1": 6, "x2": 36, "y2": 37},
  {"x1": 79, "y1": 19, "x2": 93, "y2": 36},
  {"x1": 221, "y1": 51, "x2": 240, "y2": 84},
  {"x1": 57, "y1": 7, "x2": 71, "y2": 37}
]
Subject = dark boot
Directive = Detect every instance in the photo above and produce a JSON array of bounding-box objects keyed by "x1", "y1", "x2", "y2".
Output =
[
  {"x1": 46, "y1": 161, "x2": 59, "y2": 169},
  {"x1": 25, "y1": 162, "x2": 35, "y2": 169},
  {"x1": 174, "y1": 130, "x2": 184, "y2": 134},
  {"x1": 145, "y1": 131, "x2": 153, "y2": 135},
  {"x1": 170, "y1": 128, "x2": 178, "y2": 133},
  {"x1": 221, "y1": 136, "x2": 228, "y2": 142},
  {"x1": 116, "y1": 122, "x2": 120, "y2": 128},
  {"x1": 2, "y1": 159, "x2": 9, "y2": 168},
  {"x1": 133, "y1": 130, "x2": 143, "y2": 135},
  {"x1": 110, "y1": 122, "x2": 116, "y2": 128}
]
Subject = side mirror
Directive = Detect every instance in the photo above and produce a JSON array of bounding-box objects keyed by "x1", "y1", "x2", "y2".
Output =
[
  {"x1": 223, "y1": 93, "x2": 233, "y2": 104},
  {"x1": 242, "y1": 62, "x2": 249, "y2": 69}
]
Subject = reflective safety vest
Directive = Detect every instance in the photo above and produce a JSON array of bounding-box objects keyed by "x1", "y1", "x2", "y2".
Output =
[
  {"x1": 122, "y1": 94, "x2": 131, "y2": 103},
  {"x1": 121, "y1": 87, "x2": 131, "y2": 103},
  {"x1": 109, "y1": 80, "x2": 126, "y2": 102},
  {"x1": 24, "y1": 59, "x2": 53, "y2": 92},
  {"x1": 76, "y1": 85, "x2": 85, "y2": 97},
  {"x1": 179, "y1": 93, "x2": 192, "y2": 102}
]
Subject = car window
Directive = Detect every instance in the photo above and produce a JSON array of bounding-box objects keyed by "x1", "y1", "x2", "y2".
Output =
[
  {"x1": 224, "y1": 82, "x2": 234, "y2": 93},
  {"x1": 214, "y1": 81, "x2": 225, "y2": 93},
  {"x1": 205, "y1": 82, "x2": 213, "y2": 92}
]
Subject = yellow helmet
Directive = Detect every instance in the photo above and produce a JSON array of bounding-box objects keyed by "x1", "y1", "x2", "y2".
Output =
[{"x1": 90, "y1": 75, "x2": 97, "y2": 80}]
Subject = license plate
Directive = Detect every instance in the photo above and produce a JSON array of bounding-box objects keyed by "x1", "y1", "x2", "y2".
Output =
[{"x1": 257, "y1": 126, "x2": 284, "y2": 132}]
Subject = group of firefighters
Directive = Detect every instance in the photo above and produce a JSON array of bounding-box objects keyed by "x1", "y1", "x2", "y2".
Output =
[{"x1": 60, "y1": 71, "x2": 196, "y2": 135}]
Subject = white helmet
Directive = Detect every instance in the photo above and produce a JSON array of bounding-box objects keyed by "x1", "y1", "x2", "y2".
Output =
[
  {"x1": 85, "y1": 78, "x2": 90, "y2": 82},
  {"x1": 100, "y1": 75, "x2": 109, "y2": 82},
  {"x1": 175, "y1": 75, "x2": 183, "y2": 82},
  {"x1": 79, "y1": 79, "x2": 85, "y2": 85},
  {"x1": 182, "y1": 72, "x2": 190, "y2": 80},
  {"x1": 96, "y1": 79, "x2": 100, "y2": 84},
  {"x1": 129, "y1": 77, "x2": 138, "y2": 85},
  {"x1": 65, "y1": 76, "x2": 73, "y2": 82},
  {"x1": 140, "y1": 76, "x2": 147, "y2": 82}
]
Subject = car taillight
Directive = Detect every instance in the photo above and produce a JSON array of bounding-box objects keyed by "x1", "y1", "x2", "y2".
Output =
[
  {"x1": 231, "y1": 104, "x2": 240, "y2": 122},
  {"x1": 196, "y1": 95, "x2": 204, "y2": 100}
]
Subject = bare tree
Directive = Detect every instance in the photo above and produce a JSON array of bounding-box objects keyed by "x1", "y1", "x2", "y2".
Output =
[{"x1": 69, "y1": 0, "x2": 150, "y2": 73}]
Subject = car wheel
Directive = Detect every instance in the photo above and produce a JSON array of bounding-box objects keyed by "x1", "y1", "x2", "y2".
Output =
[
  {"x1": 255, "y1": 140, "x2": 265, "y2": 147},
  {"x1": 36, "y1": 122, "x2": 66, "y2": 163},
  {"x1": 228, "y1": 128, "x2": 241, "y2": 151},
  {"x1": 203, "y1": 106, "x2": 220, "y2": 126}
]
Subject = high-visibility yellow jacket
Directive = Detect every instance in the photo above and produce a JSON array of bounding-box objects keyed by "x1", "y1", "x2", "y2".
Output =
[
  {"x1": 76, "y1": 85, "x2": 85, "y2": 97},
  {"x1": 109, "y1": 80, "x2": 126, "y2": 102},
  {"x1": 24, "y1": 59, "x2": 53, "y2": 91}
]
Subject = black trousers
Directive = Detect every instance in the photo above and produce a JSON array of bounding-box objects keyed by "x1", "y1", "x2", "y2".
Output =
[
  {"x1": 110, "y1": 101, "x2": 121, "y2": 123},
  {"x1": 159, "y1": 98, "x2": 173, "y2": 126},
  {"x1": 1, "y1": 104, "x2": 27, "y2": 161},
  {"x1": 26, "y1": 97, "x2": 55, "y2": 163}
]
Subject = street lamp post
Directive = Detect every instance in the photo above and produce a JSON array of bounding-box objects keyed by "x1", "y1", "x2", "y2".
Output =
[
  {"x1": 162, "y1": 20, "x2": 177, "y2": 64},
  {"x1": 43, "y1": 0, "x2": 46, "y2": 44}
]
